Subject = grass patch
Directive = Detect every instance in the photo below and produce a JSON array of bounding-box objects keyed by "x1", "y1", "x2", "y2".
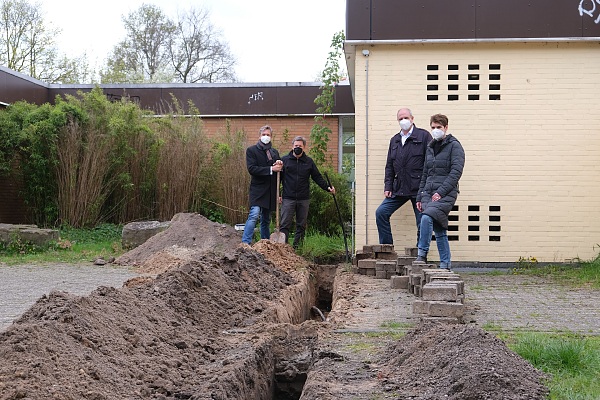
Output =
[
  {"x1": 346, "y1": 341, "x2": 379, "y2": 353},
  {"x1": 379, "y1": 320, "x2": 413, "y2": 330},
  {"x1": 297, "y1": 231, "x2": 348, "y2": 264},
  {"x1": 507, "y1": 333, "x2": 600, "y2": 400},
  {"x1": 342, "y1": 331, "x2": 404, "y2": 352},
  {"x1": 481, "y1": 322, "x2": 504, "y2": 333},
  {"x1": 0, "y1": 224, "x2": 124, "y2": 265},
  {"x1": 512, "y1": 257, "x2": 600, "y2": 289},
  {"x1": 468, "y1": 284, "x2": 486, "y2": 292}
]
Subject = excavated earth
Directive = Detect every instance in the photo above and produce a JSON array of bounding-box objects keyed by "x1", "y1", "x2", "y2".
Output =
[{"x1": 0, "y1": 213, "x2": 557, "y2": 399}]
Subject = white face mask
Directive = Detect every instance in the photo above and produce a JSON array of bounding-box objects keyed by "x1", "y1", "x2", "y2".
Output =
[
  {"x1": 431, "y1": 128, "x2": 445, "y2": 141},
  {"x1": 399, "y1": 119, "x2": 412, "y2": 131},
  {"x1": 260, "y1": 135, "x2": 271, "y2": 145}
]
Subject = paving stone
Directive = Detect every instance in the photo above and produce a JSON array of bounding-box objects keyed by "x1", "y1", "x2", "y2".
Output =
[
  {"x1": 405, "y1": 247, "x2": 418, "y2": 257},
  {"x1": 375, "y1": 251, "x2": 397, "y2": 260},
  {"x1": 422, "y1": 283, "x2": 459, "y2": 302},
  {"x1": 358, "y1": 259, "x2": 376, "y2": 269},
  {"x1": 390, "y1": 275, "x2": 409, "y2": 289},
  {"x1": 428, "y1": 301, "x2": 465, "y2": 318},
  {"x1": 397, "y1": 255, "x2": 416, "y2": 266}
]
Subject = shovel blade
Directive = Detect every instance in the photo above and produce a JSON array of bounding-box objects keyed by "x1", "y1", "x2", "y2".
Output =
[{"x1": 269, "y1": 231, "x2": 286, "y2": 244}]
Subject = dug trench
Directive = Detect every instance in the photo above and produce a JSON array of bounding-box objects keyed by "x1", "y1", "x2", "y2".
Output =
[{"x1": 0, "y1": 213, "x2": 549, "y2": 399}]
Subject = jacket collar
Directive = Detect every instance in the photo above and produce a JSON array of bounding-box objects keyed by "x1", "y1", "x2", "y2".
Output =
[
  {"x1": 428, "y1": 133, "x2": 454, "y2": 147},
  {"x1": 394, "y1": 125, "x2": 421, "y2": 143}
]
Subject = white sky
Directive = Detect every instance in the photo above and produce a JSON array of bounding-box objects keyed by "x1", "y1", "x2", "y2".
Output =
[{"x1": 39, "y1": 0, "x2": 347, "y2": 83}]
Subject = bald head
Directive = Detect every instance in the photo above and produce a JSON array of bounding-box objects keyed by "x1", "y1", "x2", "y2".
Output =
[
  {"x1": 397, "y1": 108, "x2": 414, "y2": 132},
  {"x1": 397, "y1": 108, "x2": 413, "y2": 118}
]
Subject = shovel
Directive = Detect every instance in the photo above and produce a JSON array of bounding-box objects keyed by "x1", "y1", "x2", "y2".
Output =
[{"x1": 270, "y1": 171, "x2": 286, "y2": 243}]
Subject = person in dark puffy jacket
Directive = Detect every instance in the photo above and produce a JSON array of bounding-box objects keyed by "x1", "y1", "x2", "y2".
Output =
[
  {"x1": 415, "y1": 114, "x2": 465, "y2": 270},
  {"x1": 376, "y1": 108, "x2": 432, "y2": 245},
  {"x1": 280, "y1": 136, "x2": 335, "y2": 248},
  {"x1": 241, "y1": 125, "x2": 283, "y2": 244}
]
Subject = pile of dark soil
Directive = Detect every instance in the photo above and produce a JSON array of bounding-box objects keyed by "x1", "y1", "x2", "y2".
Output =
[{"x1": 379, "y1": 323, "x2": 549, "y2": 399}]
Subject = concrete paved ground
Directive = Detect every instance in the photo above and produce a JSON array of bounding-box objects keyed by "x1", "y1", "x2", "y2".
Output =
[{"x1": 0, "y1": 263, "x2": 138, "y2": 332}]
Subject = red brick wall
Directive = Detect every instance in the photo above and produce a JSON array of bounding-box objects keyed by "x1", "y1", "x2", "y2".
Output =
[{"x1": 200, "y1": 116, "x2": 340, "y2": 168}]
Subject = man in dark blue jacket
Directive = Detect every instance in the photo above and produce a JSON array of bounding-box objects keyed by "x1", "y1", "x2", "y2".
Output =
[
  {"x1": 241, "y1": 125, "x2": 283, "y2": 244},
  {"x1": 375, "y1": 108, "x2": 432, "y2": 245},
  {"x1": 280, "y1": 136, "x2": 335, "y2": 248}
]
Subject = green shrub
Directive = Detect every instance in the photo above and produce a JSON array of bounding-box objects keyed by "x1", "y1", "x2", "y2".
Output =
[{"x1": 307, "y1": 168, "x2": 352, "y2": 236}]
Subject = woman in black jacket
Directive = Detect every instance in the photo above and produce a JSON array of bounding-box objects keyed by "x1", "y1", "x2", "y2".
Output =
[{"x1": 415, "y1": 114, "x2": 465, "y2": 270}]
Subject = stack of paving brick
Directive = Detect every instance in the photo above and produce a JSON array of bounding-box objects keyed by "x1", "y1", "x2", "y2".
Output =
[
  {"x1": 352, "y1": 244, "x2": 398, "y2": 279},
  {"x1": 390, "y1": 253, "x2": 465, "y2": 324}
]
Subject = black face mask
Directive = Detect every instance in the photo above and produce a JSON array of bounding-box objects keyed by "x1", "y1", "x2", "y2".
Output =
[{"x1": 293, "y1": 147, "x2": 303, "y2": 155}]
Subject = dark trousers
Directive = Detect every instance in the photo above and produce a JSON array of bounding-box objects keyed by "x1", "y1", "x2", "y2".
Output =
[
  {"x1": 280, "y1": 198, "x2": 310, "y2": 248},
  {"x1": 375, "y1": 196, "x2": 421, "y2": 245}
]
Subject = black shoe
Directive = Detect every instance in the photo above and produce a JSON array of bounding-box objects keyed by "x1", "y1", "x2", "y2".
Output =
[{"x1": 415, "y1": 255, "x2": 427, "y2": 263}]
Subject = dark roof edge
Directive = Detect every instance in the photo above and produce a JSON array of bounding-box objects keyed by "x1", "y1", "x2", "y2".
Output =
[
  {"x1": 154, "y1": 113, "x2": 356, "y2": 118},
  {"x1": 48, "y1": 81, "x2": 352, "y2": 90},
  {"x1": 0, "y1": 65, "x2": 49, "y2": 87},
  {"x1": 345, "y1": 37, "x2": 600, "y2": 45}
]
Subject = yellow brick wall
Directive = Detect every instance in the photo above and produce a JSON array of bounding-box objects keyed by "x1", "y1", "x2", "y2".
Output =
[{"x1": 353, "y1": 41, "x2": 600, "y2": 263}]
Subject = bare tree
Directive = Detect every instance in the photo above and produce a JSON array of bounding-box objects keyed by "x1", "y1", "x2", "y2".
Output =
[
  {"x1": 0, "y1": 0, "x2": 91, "y2": 83},
  {"x1": 102, "y1": 4, "x2": 236, "y2": 84},
  {"x1": 169, "y1": 6, "x2": 236, "y2": 83},
  {"x1": 102, "y1": 4, "x2": 176, "y2": 83}
]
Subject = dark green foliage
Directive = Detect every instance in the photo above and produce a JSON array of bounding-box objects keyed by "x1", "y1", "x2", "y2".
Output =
[
  {"x1": 0, "y1": 233, "x2": 49, "y2": 256},
  {"x1": 59, "y1": 223, "x2": 122, "y2": 244},
  {"x1": 307, "y1": 169, "x2": 352, "y2": 236},
  {"x1": 4, "y1": 101, "x2": 63, "y2": 226}
]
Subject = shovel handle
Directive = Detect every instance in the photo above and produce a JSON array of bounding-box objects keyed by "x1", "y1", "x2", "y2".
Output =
[
  {"x1": 276, "y1": 171, "x2": 280, "y2": 229},
  {"x1": 324, "y1": 172, "x2": 350, "y2": 263}
]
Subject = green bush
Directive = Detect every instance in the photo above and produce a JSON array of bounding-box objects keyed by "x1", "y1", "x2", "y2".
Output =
[{"x1": 307, "y1": 168, "x2": 352, "y2": 236}]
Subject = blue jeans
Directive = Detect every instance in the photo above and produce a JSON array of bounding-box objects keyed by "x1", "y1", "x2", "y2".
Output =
[
  {"x1": 418, "y1": 214, "x2": 451, "y2": 269},
  {"x1": 241, "y1": 206, "x2": 271, "y2": 244},
  {"x1": 375, "y1": 196, "x2": 421, "y2": 245}
]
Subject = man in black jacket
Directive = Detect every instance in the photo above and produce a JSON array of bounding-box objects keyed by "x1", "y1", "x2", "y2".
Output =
[
  {"x1": 280, "y1": 136, "x2": 335, "y2": 248},
  {"x1": 375, "y1": 108, "x2": 432, "y2": 245},
  {"x1": 241, "y1": 125, "x2": 283, "y2": 244}
]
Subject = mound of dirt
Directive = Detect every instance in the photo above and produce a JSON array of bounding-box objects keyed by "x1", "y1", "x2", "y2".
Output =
[
  {"x1": 115, "y1": 213, "x2": 243, "y2": 271},
  {"x1": 0, "y1": 248, "x2": 303, "y2": 399},
  {"x1": 379, "y1": 323, "x2": 549, "y2": 399}
]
